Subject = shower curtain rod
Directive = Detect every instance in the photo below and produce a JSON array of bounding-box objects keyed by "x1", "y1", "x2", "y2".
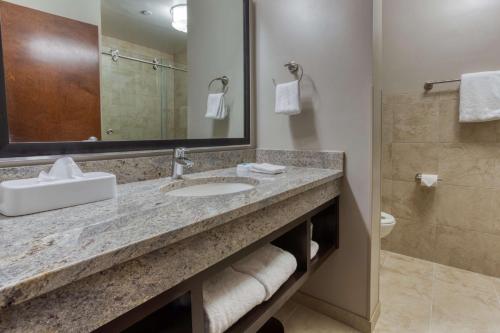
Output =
[{"x1": 101, "y1": 49, "x2": 188, "y2": 72}]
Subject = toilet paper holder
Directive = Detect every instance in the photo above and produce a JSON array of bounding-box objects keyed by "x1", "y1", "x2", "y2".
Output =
[{"x1": 415, "y1": 173, "x2": 442, "y2": 182}]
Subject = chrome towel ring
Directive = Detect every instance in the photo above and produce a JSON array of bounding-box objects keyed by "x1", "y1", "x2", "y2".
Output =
[
  {"x1": 208, "y1": 76, "x2": 229, "y2": 95},
  {"x1": 272, "y1": 61, "x2": 304, "y2": 86}
]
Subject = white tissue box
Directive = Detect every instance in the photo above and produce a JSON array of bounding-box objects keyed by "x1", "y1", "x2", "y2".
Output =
[{"x1": 0, "y1": 172, "x2": 117, "y2": 216}]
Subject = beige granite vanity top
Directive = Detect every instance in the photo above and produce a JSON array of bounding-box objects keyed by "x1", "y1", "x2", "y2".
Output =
[{"x1": 0, "y1": 166, "x2": 342, "y2": 308}]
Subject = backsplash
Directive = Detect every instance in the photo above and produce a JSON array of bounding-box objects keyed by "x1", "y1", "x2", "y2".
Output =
[
  {"x1": 382, "y1": 90, "x2": 500, "y2": 278},
  {"x1": 0, "y1": 149, "x2": 256, "y2": 184},
  {"x1": 0, "y1": 149, "x2": 345, "y2": 185},
  {"x1": 256, "y1": 149, "x2": 344, "y2": 170}
]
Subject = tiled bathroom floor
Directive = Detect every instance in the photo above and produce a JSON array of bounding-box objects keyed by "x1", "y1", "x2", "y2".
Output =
[{"x1": 276, "y1": 250, "x2": 500, "y2": 332}]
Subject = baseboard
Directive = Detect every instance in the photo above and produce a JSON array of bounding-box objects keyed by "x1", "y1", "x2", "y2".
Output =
[{"x1": 292, "y1": 292, "x2": 381, "y2": 333}]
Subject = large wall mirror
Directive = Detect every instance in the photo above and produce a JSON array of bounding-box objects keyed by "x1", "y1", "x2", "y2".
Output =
[{"x1": 0, "y1": 0, "x2": 250, "y2": 157}]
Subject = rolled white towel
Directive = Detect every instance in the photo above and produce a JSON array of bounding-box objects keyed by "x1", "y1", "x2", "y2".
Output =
[
  {"x1": 311, "y1": 241, "x2": 319, "y2": 259},
  {"x1": 232, "y1": 244, "x2": 297, "y2": 301},
  {"x1": 203, "y1": 267, "x2": 266, "y2": 333},
  {"x1": 249, "y1": 163, "x2": 286, "y2": 175}
]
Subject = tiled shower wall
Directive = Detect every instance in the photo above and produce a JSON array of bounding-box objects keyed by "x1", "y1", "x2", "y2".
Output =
[
  {"x1": 100, "y1": 36, "x2": 187, "y2": 141},
  {"x1": 381, "y1": 90, "x2": 500, "y2": 278}
]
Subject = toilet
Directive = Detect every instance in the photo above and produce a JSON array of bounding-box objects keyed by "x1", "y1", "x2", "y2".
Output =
[{"x1": 380, "y1": 212, "x2": 396, "y2": 238}]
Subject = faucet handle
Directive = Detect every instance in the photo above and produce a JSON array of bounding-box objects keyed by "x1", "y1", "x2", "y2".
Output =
[{"x1": 174, "y1": 147, "x2": 188, "y2": 158}]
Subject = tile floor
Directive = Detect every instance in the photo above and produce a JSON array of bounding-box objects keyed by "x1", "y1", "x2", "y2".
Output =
[{"x1": 276, "y1": 250, "x2": 500, "y2": 332}]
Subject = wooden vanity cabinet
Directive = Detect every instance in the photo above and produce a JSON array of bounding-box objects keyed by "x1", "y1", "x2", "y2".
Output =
[{"x1": 94, "y1": 197, "x2": 339, "y2": 333}]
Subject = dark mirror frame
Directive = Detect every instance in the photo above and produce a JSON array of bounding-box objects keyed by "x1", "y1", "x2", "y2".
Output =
[{"x1": 0, "y1": 0, "x2": 250, "y2": 158}]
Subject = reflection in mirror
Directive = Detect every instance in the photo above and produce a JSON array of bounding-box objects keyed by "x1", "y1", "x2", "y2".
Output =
[{"x1": 0, "y1": 0, "x2": 245, "y2": 144}]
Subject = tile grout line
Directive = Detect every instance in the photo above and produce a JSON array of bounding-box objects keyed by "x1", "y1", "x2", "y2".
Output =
[{"x1": 428, "y1": 263, "x2": 436, "y2": 333}]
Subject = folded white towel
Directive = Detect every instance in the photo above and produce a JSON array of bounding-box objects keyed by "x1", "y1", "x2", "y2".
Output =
[
  {"x1": 249, "y1": 163, "x2": 286, "y2": 175},
  {"x1": 311, "y1": 241, "x2": 319, "y2": 260},
  {"x1": 459, "y1": 71, "x2": 500, "y2": 122},
  {"x1": 205, "y1": 93, "x2": 227, "y2": 119},
  {"x1": 203, "y1": 267, "x2": 266, "y2": 333},
  {"x1": 275, "y1": 80, "x2": 301, "y2": 115},
  {"x1": 232, "y1": 244, "x2": 297, "y2": 301}
]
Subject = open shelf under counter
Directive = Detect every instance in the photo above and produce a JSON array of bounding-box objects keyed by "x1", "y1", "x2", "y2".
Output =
[{"x1": 95, "y1": 197, "x2": 340, "y2": 333}]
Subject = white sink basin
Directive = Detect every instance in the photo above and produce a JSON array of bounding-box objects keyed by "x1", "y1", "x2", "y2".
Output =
[{"x1": 162, "y1": 177, "x2": 258, "y2": 197}]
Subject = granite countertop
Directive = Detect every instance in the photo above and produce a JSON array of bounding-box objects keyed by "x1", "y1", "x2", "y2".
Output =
[{"x1": 0, "y1": 166, "x2": 342, "y2": 308}]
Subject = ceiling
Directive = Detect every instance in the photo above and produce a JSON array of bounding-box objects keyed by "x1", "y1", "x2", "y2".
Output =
[{"x1": 101, "y1": 0, "x2": 187, "y2": 55}]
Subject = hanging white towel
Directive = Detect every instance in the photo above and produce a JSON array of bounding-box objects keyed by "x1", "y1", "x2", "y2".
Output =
[
  {"x1": 459, "y1": 71, "x2": 500, "y2": 122},
  {"x1": 275, "y1": 80, "x2": 301, "y2": 115},
  {"x1": 203, "y1": 267, "x2": 266, "y2": 333},
  {"x1": 205, "y1": 93, "x2": 227, "y2": 119},
  {"x1": 232, "y1": 244, "x2": 297, "y2": 301}
]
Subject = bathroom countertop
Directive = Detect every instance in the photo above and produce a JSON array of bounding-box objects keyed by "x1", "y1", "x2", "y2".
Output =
[{"x1": 0, "y1": 166, "x2": 342, "y2": 308}]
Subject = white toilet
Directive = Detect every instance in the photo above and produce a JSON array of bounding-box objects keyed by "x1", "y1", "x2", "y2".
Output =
[{"x1": 380, "y1": 212, "x2": 396, "y2": 238}]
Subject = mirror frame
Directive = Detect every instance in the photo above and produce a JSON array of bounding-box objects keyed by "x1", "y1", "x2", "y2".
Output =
[{"x1": 0, "y1": 0, "x2": 250, "y2": 158}]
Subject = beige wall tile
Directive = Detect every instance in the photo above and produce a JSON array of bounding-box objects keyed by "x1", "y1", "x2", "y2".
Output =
[
  {"x1": 391, "y1": 181, "x2": 438, "y2": 223},
  {"x1": 392, "y1": 143, "x2": 439, "y2": 181},
  {"x1": 393, "y1": 95, "x2": 439, "y2": 143},
  {"x1": 381, "y1": 179, "x2": 392, "y2": 214},
  {"x1": 382, "y1": 91, "x2": 500, "y2": 277},
  {"x1": 381, "y1": 218, "x2": 436, "y2": 261},
  {"x1": 382, "y1": 103, "x2": 393, "y2": 145},
  {"x1": 438, "y1": 143, "x2": 500, "y2": 188},
  {"x1": 382, "y1": 144, "x2": 392, "y2": 179},
  {"x1": 434, "y1": 226, "x2": 500, "y2": 278},
  {"x1": 436, "y1": 185, "x2": 500, "y2": 236},
  {"x1": 439, "y1": 97, "x2": 498, "y2": 143}
]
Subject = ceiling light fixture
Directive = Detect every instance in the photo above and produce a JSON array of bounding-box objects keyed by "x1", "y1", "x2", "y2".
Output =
[{"x1": 170, "y1": 4, "x2": 187, "y2": 33}]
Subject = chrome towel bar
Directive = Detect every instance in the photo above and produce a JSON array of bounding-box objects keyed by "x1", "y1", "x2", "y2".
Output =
[{"x1": 424, "y1": 79, "x2": 461, "y2": 91}]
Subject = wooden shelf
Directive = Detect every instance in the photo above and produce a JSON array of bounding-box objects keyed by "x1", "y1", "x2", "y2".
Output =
[{"x1": 96, "y1": 197, "x2": 340, "y2": 333}]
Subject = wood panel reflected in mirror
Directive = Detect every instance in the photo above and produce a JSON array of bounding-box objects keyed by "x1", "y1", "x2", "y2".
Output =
[{"x1": 0, "y1": 0, "x2": 250, "y2": 156}]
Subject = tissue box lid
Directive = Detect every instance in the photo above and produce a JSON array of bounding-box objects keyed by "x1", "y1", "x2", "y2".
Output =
[{"x1": 0, "y1": 172, "x2": 117, "y2": 216}]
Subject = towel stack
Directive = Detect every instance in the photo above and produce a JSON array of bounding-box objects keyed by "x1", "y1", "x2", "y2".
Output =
[
  {"x1": 205, "y1": 93, "x2": 227, "y2": 120},
  {"x1": 232, "y1": 245, "x2": 297, "y2": 301},
  {"x1": 203, "y1": 244, "x2": 297, "y2": 333},
  {"x1": 203, "y1": 267, "x2": 266, "y2": 333},
  {"x1": 249, "y1": 163, "x2": 286, "y2": 175}
]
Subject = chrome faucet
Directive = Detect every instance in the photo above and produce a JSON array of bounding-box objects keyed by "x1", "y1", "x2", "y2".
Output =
[{"x1": 171, "y1": 147, "x2": 193, "y2": 179}]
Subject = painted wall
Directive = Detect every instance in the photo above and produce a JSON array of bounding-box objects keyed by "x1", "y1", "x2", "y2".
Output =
[
  {"x1": 4, "y1": 0, "x2": 101, "y2": 25},
  {"x1": 254, "y1": 0, "x2": 374, "y2": 318},
  {"x1": 187, "y1": 0, "x2": 245, "y2": 139},
  {"x1": 381, "y1": 0, "x2": 500, "y2": 277},
  {"x1": 383, "y1": 0, "x2": 500, "y2": 93}
]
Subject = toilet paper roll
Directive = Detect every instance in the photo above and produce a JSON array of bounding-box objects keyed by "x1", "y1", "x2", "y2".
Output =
[{"x1": 420, "y1": 174, "x2": 438, "y2": 187}]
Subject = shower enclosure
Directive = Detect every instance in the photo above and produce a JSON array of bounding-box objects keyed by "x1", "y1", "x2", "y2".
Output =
[{"x1": 100, "y1": 36, "x2": 187, "y2": 141}]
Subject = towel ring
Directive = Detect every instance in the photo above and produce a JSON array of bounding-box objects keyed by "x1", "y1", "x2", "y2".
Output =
[
  {"x1": 272, "y1": 61, "x2": 304, "y2": 86},
  {"x1": 208, "y1": 76, "x2": 229, "y2": 95}
]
